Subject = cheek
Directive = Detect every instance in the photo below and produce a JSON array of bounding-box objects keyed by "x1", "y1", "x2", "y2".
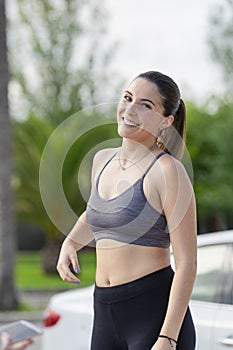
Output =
[
  {"x1": 117, "y1": 102, "x2": 124, "y2": 121},
  {"x1": 140, "y1": 114, "x2": 162, "y2": 136}
]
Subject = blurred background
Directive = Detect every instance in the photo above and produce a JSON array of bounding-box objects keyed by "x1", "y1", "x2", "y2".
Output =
[{"x1": 0, "y1": 0, "x2": 232, "y2": 317}]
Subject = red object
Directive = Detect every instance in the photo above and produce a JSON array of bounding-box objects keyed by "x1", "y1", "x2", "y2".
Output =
[{"x1": 43, "y1": 308, "x2": 61, "y2": 327}]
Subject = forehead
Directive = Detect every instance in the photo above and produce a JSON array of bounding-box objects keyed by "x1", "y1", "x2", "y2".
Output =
[{"x1": 127, "y1": 77, "x2": 163, "y2": 107}]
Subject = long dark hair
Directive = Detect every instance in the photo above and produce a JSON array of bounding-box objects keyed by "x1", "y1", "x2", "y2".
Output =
[{"x1": 136, "y1": 71, "x2": 186, "y2": 160}]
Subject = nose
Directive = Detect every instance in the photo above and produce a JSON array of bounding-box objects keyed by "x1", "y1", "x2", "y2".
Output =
[{"x1": 125, "y1": 102, "x2": 138, "y2": 116}]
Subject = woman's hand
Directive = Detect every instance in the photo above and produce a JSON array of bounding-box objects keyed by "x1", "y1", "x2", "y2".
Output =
[
  {"x1": 56, "y1": 237, "x2": 81, "y2": 284},
  {"x1": 0, "y1": 332, "x2": 33, "y2": 350}
]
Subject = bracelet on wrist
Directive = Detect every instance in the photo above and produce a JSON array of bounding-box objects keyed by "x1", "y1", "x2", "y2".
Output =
[{"x1": 158, "y1": 334, "x2": 177, "y2": 348}]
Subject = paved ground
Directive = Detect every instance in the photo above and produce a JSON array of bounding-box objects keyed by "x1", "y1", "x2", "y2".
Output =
[{"x1": 0, "y1": 290, "x2": 59, "y2": 350}]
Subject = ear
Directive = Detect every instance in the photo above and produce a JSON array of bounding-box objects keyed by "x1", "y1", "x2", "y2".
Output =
[{"x1": 160, "y1": 115, "x2": 174, "y2": 129}]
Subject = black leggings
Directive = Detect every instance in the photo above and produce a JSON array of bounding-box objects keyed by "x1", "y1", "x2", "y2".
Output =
[{"x1": 91, "y1": 266, "x2": 196, "y2": 350}]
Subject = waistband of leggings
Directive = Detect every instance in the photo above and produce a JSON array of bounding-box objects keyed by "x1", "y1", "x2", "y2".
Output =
[{"x1": 94, "y1": 265, "x2": 174, "y2": 303}]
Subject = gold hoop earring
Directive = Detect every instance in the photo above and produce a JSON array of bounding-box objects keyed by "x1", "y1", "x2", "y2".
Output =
[{"x1": 156, "y1": 128, "x2": 168, "y2": 152}]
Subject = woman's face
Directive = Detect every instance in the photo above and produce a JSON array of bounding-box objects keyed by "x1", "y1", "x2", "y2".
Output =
[{"x1": 117, "y1": 77, "x2": 167, "y2": 144}]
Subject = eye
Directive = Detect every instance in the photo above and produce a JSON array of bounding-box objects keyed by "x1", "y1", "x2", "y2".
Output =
[
  {"x1": 141, "y1": 103, "x2": 152, "y2": 109},
  {"x1": 123, "y1": 94, "x2": 132, "y2": 102}
]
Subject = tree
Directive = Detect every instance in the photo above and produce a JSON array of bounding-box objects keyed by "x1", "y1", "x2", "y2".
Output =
[
  {"x1": 189, "y1": 0, "x2": 233, "y2": 233},
  {"x1": 186, "y1": 101, "x2": 233, "y2": 233},
  {"x1": 208, "y1": 0, "x2": 233, "y2": 91},
  {"x1": 13, "y1": 112, "x2": 119, "y2": 272},
  {"x1": 9, "y1": 0, "x2": 120, "y2": 123},
  {"x1": 0, "y1": 0, "x2": 18, "y2": 309},
  {"x1": 7, "y1": 0, "x2": 121, "y2": 272}
]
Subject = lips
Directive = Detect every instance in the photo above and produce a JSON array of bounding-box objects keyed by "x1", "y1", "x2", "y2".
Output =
[{"x1": 122, "y1": 117, "x2": 140, "y2": 127}]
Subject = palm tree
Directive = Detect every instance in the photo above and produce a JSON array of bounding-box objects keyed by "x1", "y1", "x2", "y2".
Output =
[
  {"x1": 13, "y1": 111, "x2": 119, "y2": 273},
  {"x1": 0, "y1": 0, "x2": 18, "y2": 309}
]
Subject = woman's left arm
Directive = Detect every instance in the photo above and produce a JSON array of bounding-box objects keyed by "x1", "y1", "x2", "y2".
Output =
[{"x1": 152, "y1": 156, "x2": 197, "y2": 349}]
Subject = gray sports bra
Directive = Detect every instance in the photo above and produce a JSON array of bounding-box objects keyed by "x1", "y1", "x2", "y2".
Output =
[{"x1": 86, "y1": 151, "x2": 170, "y2": 248}]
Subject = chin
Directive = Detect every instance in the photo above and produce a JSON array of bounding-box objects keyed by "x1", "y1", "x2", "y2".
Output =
[{"x1": 117, "y1": 125, "x2": 139, "y2": 140}]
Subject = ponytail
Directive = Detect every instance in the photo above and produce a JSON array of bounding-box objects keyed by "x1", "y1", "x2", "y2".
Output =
[
  {"x1": 170, "y1": 98, "x2": 186, "y2": 160},
  {"x1": 156, "y1": 99, "x2": 186, "y2": 161}
]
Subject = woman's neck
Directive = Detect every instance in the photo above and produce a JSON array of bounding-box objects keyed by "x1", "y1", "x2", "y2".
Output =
[{"x1": 119, "y1": 138, "x2": 157, "y2": 161}]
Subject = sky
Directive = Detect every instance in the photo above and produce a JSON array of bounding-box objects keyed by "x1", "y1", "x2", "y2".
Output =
[{"x1": 104, "y1": 0, "x2": 223, "y2": 103}]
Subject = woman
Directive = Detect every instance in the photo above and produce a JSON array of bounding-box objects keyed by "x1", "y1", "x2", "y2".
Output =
[{"x1": 57, "y1": 71, "x2": 197, "y2": 350}]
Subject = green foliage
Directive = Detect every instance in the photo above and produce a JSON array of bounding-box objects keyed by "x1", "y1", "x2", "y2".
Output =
[
  {"x1": 10, "y1": 0, "x2": 122, "y2": 246},
  {"x1": 13, "y1": 110, "x2": 119, "y2": 242},
  {"x1": 186, "y1": 100, "x2": 233, "y2": 231},
  {"x1": 13, "y1": 115, "x2": 56, "y2": 239}
]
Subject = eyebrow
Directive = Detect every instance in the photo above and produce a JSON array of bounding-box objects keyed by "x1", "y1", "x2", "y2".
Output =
[{"x1": 124, "y1": 90, "x2": 156, "y2": 107}]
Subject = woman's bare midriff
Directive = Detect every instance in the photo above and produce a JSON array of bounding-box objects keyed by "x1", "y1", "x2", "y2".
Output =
[{"x1": 95, "y1": 239, "x2": 170, "y2": 287}]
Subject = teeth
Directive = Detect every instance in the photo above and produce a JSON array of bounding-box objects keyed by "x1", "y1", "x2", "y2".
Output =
[{"x1": 122, "y1": 117, "x2": 139, "y2": 127}]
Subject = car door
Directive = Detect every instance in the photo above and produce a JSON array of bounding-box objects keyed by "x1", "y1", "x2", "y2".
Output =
[
  {"x1": 190, "y1": 241, "x2": 233, "y2": 350},
  {"x1": 212, "y1": 242, "x2": 233, "y2": 350}
]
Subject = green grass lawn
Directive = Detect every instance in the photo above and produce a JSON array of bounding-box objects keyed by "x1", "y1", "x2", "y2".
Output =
[{"x1": 16, "y1": 249, "x2": 96, "y2": 290}]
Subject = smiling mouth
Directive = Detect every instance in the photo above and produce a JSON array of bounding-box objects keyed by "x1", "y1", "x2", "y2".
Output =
[{"x1": 122, "y1": 117, "x2": 140, "y2": 127}]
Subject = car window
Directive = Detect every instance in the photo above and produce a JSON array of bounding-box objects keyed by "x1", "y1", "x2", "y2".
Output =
[{"x1": 191, "y1": 244, "x2": 229, "y2": 303}]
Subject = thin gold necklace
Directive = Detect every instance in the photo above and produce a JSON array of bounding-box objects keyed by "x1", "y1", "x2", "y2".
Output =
[{"x1": 117, "y1": 145, "x2": 155, "y2": 171}]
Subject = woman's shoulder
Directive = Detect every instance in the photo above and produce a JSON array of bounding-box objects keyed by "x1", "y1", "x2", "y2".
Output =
[
  {"x1": 153, "y1": 151, "x2": 183, "y2": 170},
  {"x1": 156, "y1": 152, "x2": 192, "y2": 187},
  {"x1": 92, "y1": 147, "x2": 119, "y2": 177},
  {"x1": 150, "y1": 152, "x2": 190, "y2": 184},
  {"x1": 93, "y1": 147, "x2": 118, "y2": 165}
]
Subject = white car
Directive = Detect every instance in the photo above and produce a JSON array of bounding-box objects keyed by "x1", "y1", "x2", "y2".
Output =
[{"x1": 41, "y1": 230, "x2": 233, "y2": 350}]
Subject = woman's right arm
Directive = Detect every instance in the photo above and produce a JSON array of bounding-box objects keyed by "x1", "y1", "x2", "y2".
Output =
[
  {"x1": 56, "y1": 148, "x2": 116, "y2": 284},
  {"x1": 56, "y1": 149, "x2": 102, "y2": 284},
  {"x1": 56, "y1": 211, "x2": 94, "y2": 284}
]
